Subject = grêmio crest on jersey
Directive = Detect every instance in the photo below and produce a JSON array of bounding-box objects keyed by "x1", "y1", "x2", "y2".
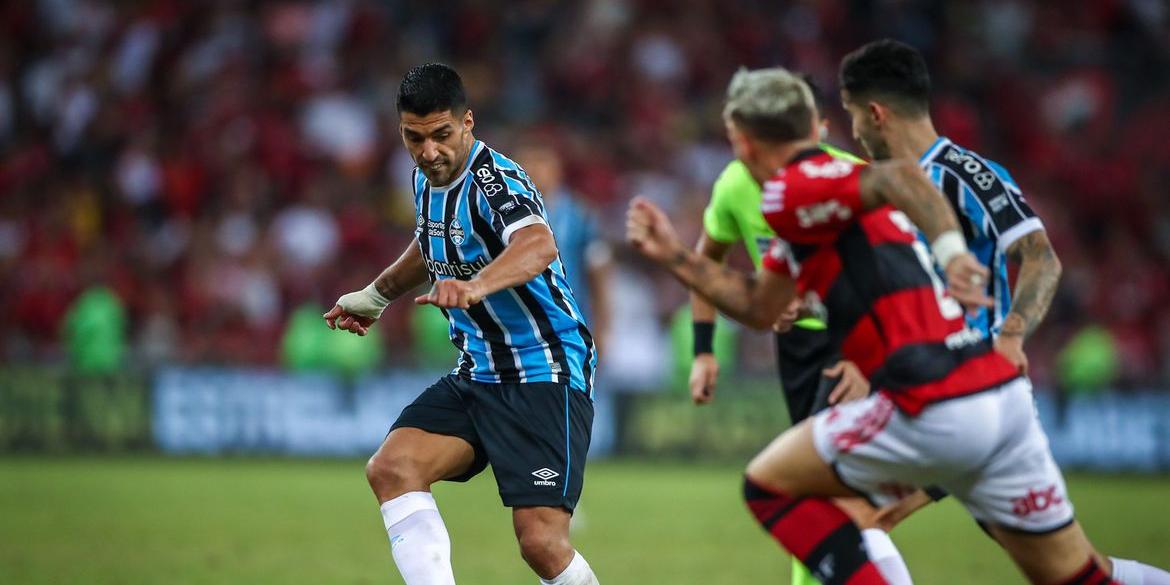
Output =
[{"x1": 449, "y1": 218, "x2": 465, "y2": 245}]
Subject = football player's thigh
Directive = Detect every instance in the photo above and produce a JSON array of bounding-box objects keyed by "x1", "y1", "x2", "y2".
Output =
[
  {"x1": 986, "y1": 522, "x2": 1099, "y2": 584},
  {"x1": 374, "y1": 377, "x2": 483, "y2": 487},
  {"x1": 745, "y1": 419, "x2": 857, "y2": 497},
  {"x1": 950, "y1": 382, "x2": 1088, "y2": 583},
  {"x1": 376, "y1": 427, "x2": 478, "y2": 483}
]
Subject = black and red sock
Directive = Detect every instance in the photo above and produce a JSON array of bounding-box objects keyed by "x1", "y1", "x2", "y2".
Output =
[
  {"x1": 1053, "y1": 558, "x2": 1117, "y2": 585},
  {"x1": 743, "y1": 476, "x2": 886, "y2": 585}
]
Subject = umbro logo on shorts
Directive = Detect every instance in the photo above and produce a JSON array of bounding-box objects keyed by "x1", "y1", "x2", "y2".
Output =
[{"x1": 531, "y1": 468, "x2": 559, "y2": 486}]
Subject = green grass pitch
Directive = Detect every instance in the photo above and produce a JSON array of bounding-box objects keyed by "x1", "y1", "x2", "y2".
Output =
[{"x1": 2, "y1": 457, "x2": 1167, "y2": 584}]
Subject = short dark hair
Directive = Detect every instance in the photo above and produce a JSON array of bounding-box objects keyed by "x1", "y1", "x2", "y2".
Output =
[
  {"x1": 396, "y1": 63, "x2": 467, "y2": 116},
  {"x1": 839, "y1": 39, "x2": 931, "y2": 116},
  {"x1": 799, "y1": 73, "x2": 827, "y2": 115}
]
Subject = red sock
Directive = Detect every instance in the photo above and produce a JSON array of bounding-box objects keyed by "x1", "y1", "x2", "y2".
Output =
[
  {"x1": 743, "y1": 476, "x2": 887, "y2": 585},
  {"x1": 1053, "y1": 558, "x2": 1117, "y2": 585}
]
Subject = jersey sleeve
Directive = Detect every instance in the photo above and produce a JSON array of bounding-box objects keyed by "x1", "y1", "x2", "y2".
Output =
[
  {"x1": 931, "y1": 148, "x2": 1044, "y2": 254},
  {"x1": 762, "y1": 238, "x2": 797, "y2": 277},
  {"x1": 473, "y1": 155, "x2": 548, "y2": 243},
  {"x1": 702, "y1": 167, "x2": 744, "y2": 244},
  {"x1": 761, "y1": 155, "x2": 865, "y2": 246},
  {"x1": 982, "y1": 160, "x2": 1044, "y2": 253}
]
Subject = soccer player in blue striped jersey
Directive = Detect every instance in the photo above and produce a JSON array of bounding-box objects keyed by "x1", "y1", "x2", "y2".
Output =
[
  {"x1": 839, "y1": 39, "x2": 1170, "y2": 585},
  {"x1": 325, "y1": 64, "x2": 600, "y2": 585},
  {"x1": 840, "y1": 40, "x2": 1060, "y2": 373}
]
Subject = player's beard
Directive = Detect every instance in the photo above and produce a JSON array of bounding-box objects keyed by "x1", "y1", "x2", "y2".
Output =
[
  {"x1": 421, "y1": 159, "x2": 453, "y2": 184},
  {"x1": 859, "y1": 127, "x2": 891, "y2": 161},
  {"x1": 421, "y1": 134, "x2": 472, "y2": 186}
]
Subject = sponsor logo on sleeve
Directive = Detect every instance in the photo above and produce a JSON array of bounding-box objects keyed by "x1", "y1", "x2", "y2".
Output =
[{"x1": 476, "y1": 165, "x2": 507, "y2": 197}]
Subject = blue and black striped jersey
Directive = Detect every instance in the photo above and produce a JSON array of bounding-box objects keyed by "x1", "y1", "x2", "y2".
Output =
[
  {"x1": 413, "y1": 140, "x2": 597, "y2": 395},
  {"x1": 919, "y1": 137, "x2": 1045, "y2": 339}
]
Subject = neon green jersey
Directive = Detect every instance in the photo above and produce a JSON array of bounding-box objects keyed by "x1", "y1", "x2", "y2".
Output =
[{"x1": 701, "y1": 143, "x2": 865, "y2": 330}]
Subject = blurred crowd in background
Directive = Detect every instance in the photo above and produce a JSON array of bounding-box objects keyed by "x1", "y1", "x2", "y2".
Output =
[{"x1": 2, "y1": 0, "x2": 1169, "y2": 392}]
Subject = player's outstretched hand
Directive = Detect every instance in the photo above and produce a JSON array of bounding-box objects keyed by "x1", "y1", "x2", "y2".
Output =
[
  {"x1": 323, "y1": 305, "x2": 377, "y2": 336},
  {"x1": 943, "y1": 252, "x2": 994, "y2": 311},
  {"x1": 824, "y1": 360, "x2": 869, "y2": 405},
  {"x1": 415, "y1": 279, "x2": 483, "y2": 310},
  {"x1": 626, "y1": 196, "x2": 682, "y2": 264},
  {"x1": 689, "y1": 354, "x2": 720, "y2": 405}
]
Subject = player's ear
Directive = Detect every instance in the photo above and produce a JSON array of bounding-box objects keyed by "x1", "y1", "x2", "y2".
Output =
[
  {"x1": 463, "y1": 109, "x2": 475, "y2": 133},
  {"x1": 737, "y1": 133, "x2": 754, "y2": 160},
  {"x1": 867, "y1": 101, "x2": 886, "y2": 127},
  {"x1": 810, "y1": 116, "x2": 825, "y2": 141}
]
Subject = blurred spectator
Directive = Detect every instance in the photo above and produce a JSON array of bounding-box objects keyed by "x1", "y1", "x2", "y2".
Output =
[
  {"x1": 1057, "y1": 325, "x2": 1120, "y2": 396},
  {"x1": 0, "y1": 0, "x2": 1166, "y2": 390},
  {"x1": 514, "y1": 142, "x2": 612, "y2": 348},
  {"x1": 281, "y1": 302, "x2": 382, "y2": 376},
  {"x1": 62, "y1": 285, "x2": 125, "y2": 374}
]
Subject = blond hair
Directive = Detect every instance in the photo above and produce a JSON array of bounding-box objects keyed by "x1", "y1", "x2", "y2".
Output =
[{"x1": 723, "y1": 67, "x2": 816, "y2": 143}]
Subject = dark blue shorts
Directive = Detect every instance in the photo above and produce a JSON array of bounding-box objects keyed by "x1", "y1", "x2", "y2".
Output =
[{"x1": 391, "y1": 375, "x2": 593, "y2": 511}]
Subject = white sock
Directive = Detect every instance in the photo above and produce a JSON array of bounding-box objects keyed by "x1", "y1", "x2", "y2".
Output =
[
  {"x1": 539, "y1": 551, "x2": 599, "y2": 585},
  {"x1": 862, "y1": 528, "x2": 913, "y2": 585},
  {"x1": 1112, "y1": 557, "x2": 1170, "y2": 585},
  {"x1": 380, "y1": 492, "x2": 456, "y2": 585}
]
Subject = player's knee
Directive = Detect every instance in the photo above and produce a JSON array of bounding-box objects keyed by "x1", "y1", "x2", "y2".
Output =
[
  {"x1": 365, "y1": 452, "x2": 427, "y2": 495},
  {"x1": 516, "y1": 524, "x2": 570, "y2": 576}
]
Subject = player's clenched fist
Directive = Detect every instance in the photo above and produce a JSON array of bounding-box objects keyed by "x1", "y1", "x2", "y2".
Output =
[
  {"x1": 415, "y1": 279, "x2": 484, "y2": 309},
  {"x1": 324, "y1": 283, "x2": 390, "y2": 336},
  {"x1": 689, "y1": 353, "x2": 720, "y2": 405},
  {"x1": 626, "y1": 196, "x2": 682, "y2": 263}
]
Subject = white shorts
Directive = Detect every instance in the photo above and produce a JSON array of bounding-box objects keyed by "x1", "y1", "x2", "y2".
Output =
[{"x1": 812, "y1": 378, "x2": 1074, "y2": 533}]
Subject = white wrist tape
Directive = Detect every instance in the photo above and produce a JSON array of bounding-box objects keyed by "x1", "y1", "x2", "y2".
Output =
[
  {"x1": 931, "y1": 230, "x2": 968, "y2": 269},
  {"x1": 335, "y1": 283, "x2": 391, "y2": 319}
]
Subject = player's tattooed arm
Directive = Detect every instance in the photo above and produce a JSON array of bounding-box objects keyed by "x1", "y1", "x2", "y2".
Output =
[
  {"x1": 627, "y1": 197, "x2": 793, "y2": 329},
  {"x1": 691, "y1": 233, "x2": 734, "y2": 325},
  {"x1": 860, "y1": 160, "x2": 993, "y2": 309},
  {"x1": 664, "y1": 247, "x2": 795, "y2": 330},
  {"x1": 326, "y1": 240, "x2": 429, "y2": 335},
  {"x1": 858, "y1": 159, "x2": 959, "y2": 242},
  {"x1": 1002, "y1": 230, "x2": 1062, "y2": 338},
  {"x1": 373, "y1": 239, "x2": 430, "y2": 300}
]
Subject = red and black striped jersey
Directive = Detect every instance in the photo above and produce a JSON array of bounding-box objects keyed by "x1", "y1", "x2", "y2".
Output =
[{"x1": 761, "y1": 150, "x2": 1019, "y2": 416}]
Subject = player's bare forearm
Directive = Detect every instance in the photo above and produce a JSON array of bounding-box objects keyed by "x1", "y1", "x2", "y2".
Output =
[
  {"x1": 666, "y1": 246, "x2": 792, "y2": 330},
  {"x1": 1003, "y1": 230, "x2": 1062, "y2": 338},
  {"x1": 690, "y1": 233, "x2": 734, "y2": 324},
  {"x1": 586, "y1": 261, "x2": 613, "y2": 347},
  {"x1": 469, "y1": 224, "x2": 557, "y2": 298},
  {"x1": 860, "y1": 159, "x2": 960, "y2": 243},
  {"x1": 373, "y1": 239, "x2": 430, "y2": 301}
]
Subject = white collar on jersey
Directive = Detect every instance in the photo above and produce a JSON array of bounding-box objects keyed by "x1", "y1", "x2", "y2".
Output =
[
  {"x1": 427, "y1": 141, "x2": 486, "y2": 193},
  {"x1": 918, "y1": 136, "x2": 952, "y2": 168}
]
